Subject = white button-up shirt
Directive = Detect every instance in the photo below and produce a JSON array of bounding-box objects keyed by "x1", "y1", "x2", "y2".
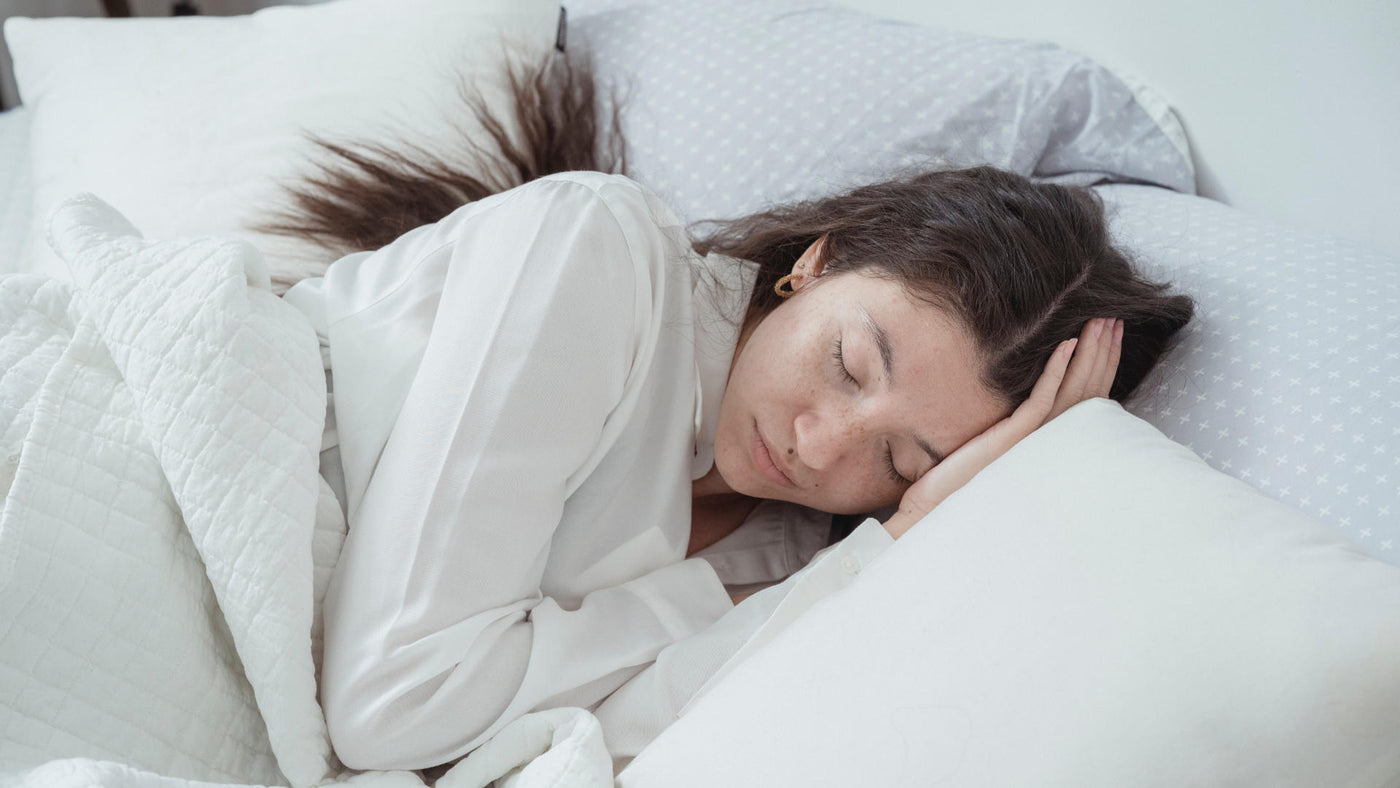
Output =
[{"x1": 283, "y1": 172, "x2": 891, "y2": 772}]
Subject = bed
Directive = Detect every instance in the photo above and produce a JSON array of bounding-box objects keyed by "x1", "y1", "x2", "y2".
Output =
[{"x1": 1, "y1": 0, "x2": 1397, "y2": 786}]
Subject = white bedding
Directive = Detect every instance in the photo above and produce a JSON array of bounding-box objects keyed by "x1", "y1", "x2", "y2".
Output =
[
  {"x1": 0, "y1": 0, "x2": 1396, "y2": 782},
  {"x1": 0, "y1": 108, "x2": 30, "y2": 272},
  {"x1": 5, "y1": 190, "x2": 1396, "y2": 787},
  {"x1": 0, "y1": 195, "x2": 615, "y2": 788}
]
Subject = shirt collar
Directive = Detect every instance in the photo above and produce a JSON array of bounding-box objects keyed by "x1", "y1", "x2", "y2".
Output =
[{"x1": 690, "y1": 252, "x2": 758, "y2": 480}]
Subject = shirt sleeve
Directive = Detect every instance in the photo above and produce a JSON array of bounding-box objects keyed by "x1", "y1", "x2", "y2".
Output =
[
  {"x1": 317, "y1": 174, "x2": 733, "y2": 771},
  {"x1": 592, "y1": 517, "x2": 895, "y2": 768}
]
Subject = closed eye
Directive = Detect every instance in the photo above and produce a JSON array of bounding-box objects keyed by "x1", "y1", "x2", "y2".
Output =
[
  {"x1": 831, "y1": 337, "x2": 858, "y2": 386},
  {"x1": 884, "y1": 443, "x2": 911, "y2": 485},
  {"x1": 834, "y1": 336, "x2": 912, "y2": 485}
]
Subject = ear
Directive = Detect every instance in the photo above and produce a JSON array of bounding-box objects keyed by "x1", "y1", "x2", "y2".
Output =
[{"x1": 789, "y1": 233, "x2": 829, "y2": 291}]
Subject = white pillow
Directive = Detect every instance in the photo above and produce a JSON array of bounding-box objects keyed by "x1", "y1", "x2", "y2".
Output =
[
  {"x1": 0, "y1": 107, "x2": 30, "y2": 269},
  {"x1": 619, "y1": 399, "x2": 1400, "y2": 786},
  {"x1": 3, "y1": 0, "x2": 561, "y2": 286}
]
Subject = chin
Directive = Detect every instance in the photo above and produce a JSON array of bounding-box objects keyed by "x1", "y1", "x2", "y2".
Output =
[
  {"x1": 711, "y1": 444, "x2": 754, "y2": 496},
  {"x1": 717, "y1": 450, "x2": 784, "y2": 502}
]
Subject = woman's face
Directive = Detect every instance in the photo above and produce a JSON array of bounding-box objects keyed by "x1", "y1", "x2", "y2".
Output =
[{"x1": 712, "y1": 246, "x2": 1013, "y2": 514}]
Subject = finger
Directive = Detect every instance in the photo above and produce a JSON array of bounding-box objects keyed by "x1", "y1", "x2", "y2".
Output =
[
  {"x1": 1015, "y1": 337, "x2": 1077, "y2": 431},
  {"x1": 1048, "y1": 319, "x2": 1104, "y2": 420},
  {"x1": 1084, "y1": 316, "x2": 1116, "y2": 398},
  {"x1": 1091, "y1": 318, "x2": 1124, "y2": 397}
]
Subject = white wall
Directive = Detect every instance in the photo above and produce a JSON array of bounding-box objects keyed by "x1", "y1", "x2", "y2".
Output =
[{"x1": 834, "y1": 0, "x2": 1400, "y2": 256}]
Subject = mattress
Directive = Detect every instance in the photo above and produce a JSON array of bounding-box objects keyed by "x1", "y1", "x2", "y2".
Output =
[{"x1": 0, "y1": 107, "x2": 31, "y2": 272}]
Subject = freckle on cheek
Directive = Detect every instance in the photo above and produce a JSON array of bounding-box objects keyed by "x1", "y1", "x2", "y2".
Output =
[{"x1": 787, "y1": 448, "x2": 793, "y2": 455}]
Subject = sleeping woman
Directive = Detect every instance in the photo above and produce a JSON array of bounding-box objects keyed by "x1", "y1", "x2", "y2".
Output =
[{"x1": 269, "y1": 55, "x2": 1193, "y2": 771}]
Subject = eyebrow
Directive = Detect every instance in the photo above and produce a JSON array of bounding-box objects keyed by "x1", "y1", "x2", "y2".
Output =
[
  {"x1": 859, "y1": 306, "x2": 896, "y2": 387},
  {"x1": 858, "y1": 306, "x2": 946, "y2": 466},
  {"x1": 915, "y1": 436, "x2": 946, "y2": 466}
]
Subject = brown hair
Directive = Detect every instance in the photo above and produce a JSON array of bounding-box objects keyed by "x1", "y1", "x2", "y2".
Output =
[
  {"x1": 262, "y1": 52, "x2": 1191, "y2": 407},
  {"x1": 693, "y1": 169, "x2": 1193, "y2": 405},
  {"x1": 256, "y1": 49, "x2": 626, "y2": 283}
]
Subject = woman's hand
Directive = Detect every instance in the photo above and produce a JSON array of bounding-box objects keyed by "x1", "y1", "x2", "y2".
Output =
[{"x1": 881, "y1": 317, "x2": 1123, "y2": 540}]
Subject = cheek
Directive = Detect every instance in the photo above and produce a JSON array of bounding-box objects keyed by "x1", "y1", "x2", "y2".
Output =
[
  {"x1": 799, "y1": 459, "x2": 902, "y2": 514},
  {"x1": 712, "y1": 388, "x2": 764, "y2": 494},
  {"x1": 808, "y1": 489, "x2": 899, "y2": 517},
  {"x1": 836, "y1": 479, "x2": 903, "y2": 515}
]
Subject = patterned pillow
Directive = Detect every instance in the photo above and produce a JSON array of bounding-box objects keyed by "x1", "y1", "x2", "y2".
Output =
[
  {"x1": 1102, "y1": 183, "x2": 1399, "y2": 564},
  {"x1": 569, "y1": 0, "x2": 1194, "y2": 224}
]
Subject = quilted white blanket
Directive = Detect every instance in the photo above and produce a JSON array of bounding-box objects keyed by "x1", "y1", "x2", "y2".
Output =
[{"x1": 0, "y1": 196, "x2": 613, "y2": 788}]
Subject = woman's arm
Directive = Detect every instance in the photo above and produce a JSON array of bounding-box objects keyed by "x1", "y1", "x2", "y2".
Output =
[{"x1": 318, "y1": 174, "x2": 732, "y2": 770}]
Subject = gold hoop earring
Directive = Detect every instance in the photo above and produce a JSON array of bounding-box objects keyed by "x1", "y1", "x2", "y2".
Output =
[{"x1": 774, "y1": 273, "x2": 801, "y2": 298}]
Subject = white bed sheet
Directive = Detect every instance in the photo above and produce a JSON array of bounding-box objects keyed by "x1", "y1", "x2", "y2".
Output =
[
  {"x1": 0, "y1": 192, "x2": 625, "y2": 788},
  {"x1": 0, "y1": 107, "x2": 31, "y2": 274}
]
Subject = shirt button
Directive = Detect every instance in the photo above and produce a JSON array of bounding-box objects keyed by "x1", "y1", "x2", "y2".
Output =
[{"x1": 840, "y1": 556, "x2": 861, "y2": 576}]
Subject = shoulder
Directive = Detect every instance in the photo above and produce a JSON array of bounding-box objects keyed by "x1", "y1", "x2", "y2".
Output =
[
  {"x1": 530, "y1": 171, "x2": 664, "y2": 204},
  {"x1": 509, "y1": 172, "x2": 687, "y2": 237},
  {"x1": 499, "y1": 172, "x2": 693, "y2": 288},
  {"x1": 423, "y1": 173, "x2": 689, "y2": 263}
]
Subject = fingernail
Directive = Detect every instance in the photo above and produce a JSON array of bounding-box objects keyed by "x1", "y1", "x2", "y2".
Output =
[{"x1": 1115, "y1": 319, "x2": 1124, "y2": 340}]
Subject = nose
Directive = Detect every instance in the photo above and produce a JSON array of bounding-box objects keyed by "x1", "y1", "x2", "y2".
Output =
[{"x1": 792, "y1": 407, "x2": 861, "y2": 473}]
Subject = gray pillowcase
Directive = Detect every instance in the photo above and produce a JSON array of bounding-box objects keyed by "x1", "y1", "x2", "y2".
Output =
[
  {"x1": 1102, "y1": 182, "x2": 1400, "y2": 566},
  {"x1": 569, "y1": 0, "x2": 1194, "y2": 224}
]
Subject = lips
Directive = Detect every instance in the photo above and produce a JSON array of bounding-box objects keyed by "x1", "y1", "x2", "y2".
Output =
[{"x1": 752, "y1": 421, "x2": 796, "y2": 488}]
